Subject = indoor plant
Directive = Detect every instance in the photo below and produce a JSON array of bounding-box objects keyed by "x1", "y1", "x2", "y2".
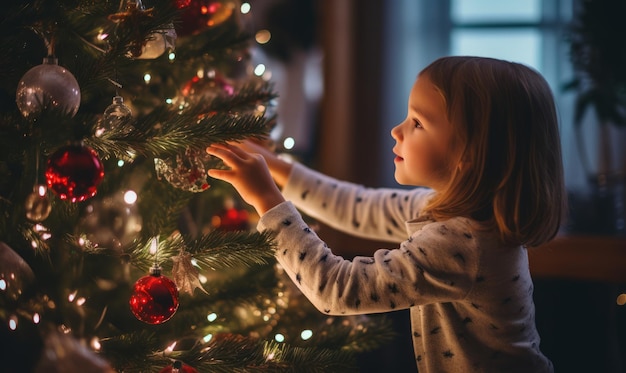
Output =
[{"x1": 565, "y1": 0, "x2": 626, "y2": 235}]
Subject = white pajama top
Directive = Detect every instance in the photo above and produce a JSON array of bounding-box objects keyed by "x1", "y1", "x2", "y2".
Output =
[{"x1": 257, "y1": 163, "x2": 554, "y2": 373}]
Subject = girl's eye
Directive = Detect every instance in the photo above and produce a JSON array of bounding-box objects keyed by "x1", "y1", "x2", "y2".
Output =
[{"x1": 413, "y1": 119, "x2": 423, "y2": 129}]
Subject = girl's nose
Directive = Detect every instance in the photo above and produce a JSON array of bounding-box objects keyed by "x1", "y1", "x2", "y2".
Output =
[{"x1": 391, "y1": 123, "x2": 402, "y2": 140}]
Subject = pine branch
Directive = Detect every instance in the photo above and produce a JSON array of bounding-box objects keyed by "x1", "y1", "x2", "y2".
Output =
[{"x1": 182, "y1": 230, "x2": 277, "y2": 269}]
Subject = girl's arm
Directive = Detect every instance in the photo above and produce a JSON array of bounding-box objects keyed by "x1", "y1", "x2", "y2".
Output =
[
  {"x1": 217, "y1": 140, "x2": 433, "y2": 242},
  {"x1": 207, "y1": 143, "x2": 477, "y2": 316},
  {"x1": 280, "y1": 162, "x2": 433, "y2": 242}
]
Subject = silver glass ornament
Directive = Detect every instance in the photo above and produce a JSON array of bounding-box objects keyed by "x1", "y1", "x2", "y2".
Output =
[
  {"x1": 16, "y1": 56, "x2": 81, "y2": 118},
  {"x1": 0, "y1": 241, "x2": 35, "y2": 301}
]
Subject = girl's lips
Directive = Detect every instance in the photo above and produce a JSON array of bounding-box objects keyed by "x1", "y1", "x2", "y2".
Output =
[{"x1": 394, "y1": 155, "x2": 403, "y2": 162}]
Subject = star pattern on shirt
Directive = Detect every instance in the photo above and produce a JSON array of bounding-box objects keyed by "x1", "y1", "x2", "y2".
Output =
[{"x1": 274, "y1": 175, "x2": 549, "y2": 371}]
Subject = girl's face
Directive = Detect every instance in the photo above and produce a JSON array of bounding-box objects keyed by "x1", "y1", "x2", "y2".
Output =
[{"x1": 391, "y1": 75, "x2": 456, "y2": 190}]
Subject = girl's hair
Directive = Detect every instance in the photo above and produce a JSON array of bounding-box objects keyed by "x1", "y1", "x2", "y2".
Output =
[{"x1": 420, "y1": 56, "x2": 567, "y2": 247}]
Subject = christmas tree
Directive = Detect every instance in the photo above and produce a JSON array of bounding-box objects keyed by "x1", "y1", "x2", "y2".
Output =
[{"x1": 0, "y1": 1, "x2": 393, "y2": 371}]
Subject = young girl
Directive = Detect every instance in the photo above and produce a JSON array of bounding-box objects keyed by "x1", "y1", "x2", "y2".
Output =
[{"x1": 207, "y1": 56, "x2": 564, "y2": 372}]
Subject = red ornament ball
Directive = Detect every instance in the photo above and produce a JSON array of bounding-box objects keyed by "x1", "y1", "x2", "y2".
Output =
[
  {"x1": 173, "y1": 0, "x2": 192, "y2": 8},
  {"x1": 175, "y1": 0, "x2": 237, "y2": 37},
  {"x1": 214, "y1": 207, "x2": 249, "y2": 232},
  {"x1": 45, "y1": 143, "x2": 104, "y2": 202},
  {"x1": 129, "y1": 269, "x2": 179, "y2": 325},
  {"x1": 159, "y1": 361, "x2": 198, "y2": 373},
  {"x1": 181, "y1": 71, "x2": 235, "y2": 98}
]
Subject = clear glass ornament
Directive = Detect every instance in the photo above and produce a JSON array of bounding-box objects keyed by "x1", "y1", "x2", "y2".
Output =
[
  {"x1": 132, "y1": 25, "x2": 177, "y2": 59},
  {"x1": 95, "y1": 96, "x2": 132, "y2": 136},
  {"x1": 154, "y1": 147, "x2": 211, "y2": 192},
  {"x1": 77, "y1": 191, "x2": 142, "y2": 251},
  {"x1": 15, "y1": 56, "x2": 81, "y2": 118},
  {"x1": 34, "y1": 330, "x2": 114, "y2": 373}
]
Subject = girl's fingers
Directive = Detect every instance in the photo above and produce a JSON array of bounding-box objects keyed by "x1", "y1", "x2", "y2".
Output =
[
  {"x1": 206, "y1": 145, "x2": 241, "y2": 167},
  {"x1": 223, "y1": 143, "x2": 252, "y2": 158},
  {"x1": 207, "y1": 143, "x2": 251, "y2": 161},
  {"x1": 207, "y1": 168, "x2": 231, "y2": 181}
]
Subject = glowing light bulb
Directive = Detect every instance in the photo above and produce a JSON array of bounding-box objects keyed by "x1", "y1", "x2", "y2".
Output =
[
  {"x1": 254, "y1": 64, "x2": 266, "y2": 76},
  {"x1": 283, "y1": 137, "x2": 295, "y2": 150},
  {"x1": 149, "y1": 237, "x2": 158, "y2": 255},
  {"x1": 255, "y1": 30, "x2": 271, "y2": 44},
  {"x1": 91, "y1": 337, "x2": 101, "y2": 350},
  {"x1": 9, "y1": 316, "x2": 17, "y2": 330},
  {"x1": 124, "y1": 190, "x2": 138, "y2": 205},
  {"x1": 300, "y1": 329, "x2": 313, "y2": 340},
  {"x1": 165, "y1": 341, "x2": 177, "y2": 353}
]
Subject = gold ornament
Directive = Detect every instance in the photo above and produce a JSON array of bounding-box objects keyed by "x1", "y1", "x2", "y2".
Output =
[{"x1": 24, "y1": 185, "x2": 52, "y2": 222}]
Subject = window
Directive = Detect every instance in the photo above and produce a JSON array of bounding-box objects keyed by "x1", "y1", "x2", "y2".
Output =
[{"x1": 450, "y1": 0, "x2": 563, "y2": 74}]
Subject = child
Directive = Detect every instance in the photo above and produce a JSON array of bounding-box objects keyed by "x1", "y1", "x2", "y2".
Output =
[{"x1": 207, "y1": 56, "x2": 564, "y2": 372}]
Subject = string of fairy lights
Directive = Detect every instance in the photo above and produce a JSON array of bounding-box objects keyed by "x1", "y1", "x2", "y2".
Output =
[{"x1": 1, "y1": 2, "x2": 313, "y2": 369}]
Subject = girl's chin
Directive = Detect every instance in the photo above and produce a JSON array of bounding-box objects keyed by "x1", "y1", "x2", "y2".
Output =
[{"x1": 393, "y1": 172, "x2": 410, "y2": 186}]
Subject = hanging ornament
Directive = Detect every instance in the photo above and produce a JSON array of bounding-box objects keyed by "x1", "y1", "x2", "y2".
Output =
[
  {"x1": 45, "y1": 143, "x2": 105, "y2": 203},
  {"x1": 95, "y1": 96, "x2": 133, "y2": 137},
  {"x1": 175, "y1": 0, "x2": 237, "y2": 37},
  {"x1": 159, "y1": 361, "x2": 198, "y2": 373},
  {"x1": 16, "y1": 56, "x2": 81, "y2": 118},
  {"x1": 154, "y1": 147, "x2": 211, "y2": 192},
  {"x1": 108, "y1": 0, "x2": 169, "y2": 59},
  {"x1": 211, "y1": 197, "x2": 250, "y2": 231},
  {"x1": 24, "y1": 185, "x2": 52, "y2": 222},
  {"x1": 175, "y1": 69, "x2": 235, "y2": 112},
  {"x1": 181, "y1": 69, "x2": 235, "y2": 101},
  {"x1": 34, "y1": 330, "x2": 114, "y2": 373},
  {"x1": 0, "y1": 242, "x2": 35, "y2": 302},
  {"x1": 133, "y1": 24, "x2": 177, "y2": 59},
  {"x1": 77, "y1": 191, "x2": 142, "y2": 251},
  {"x1": 129, "y1": 265, "x2": 179, "y2": 324},
  {"x1": 171, "y1": 250, "x2": 207, "y2": 296}
]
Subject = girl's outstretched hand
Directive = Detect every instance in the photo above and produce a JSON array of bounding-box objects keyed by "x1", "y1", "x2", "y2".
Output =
[
  {"x1": 207, "y1": 143, "x2": 285, "y2": 215},
  {"x1": 234, "y1": 140, "x2": 293, "y2": 188}
]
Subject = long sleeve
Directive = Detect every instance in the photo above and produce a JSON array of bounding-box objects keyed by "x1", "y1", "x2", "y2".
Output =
[
  {"x1": 257, "y1": 201, "x2": 480, "y2": 316},
  {"x1": 281, "y1": 162, "x2": 434, "y2": 242}
]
